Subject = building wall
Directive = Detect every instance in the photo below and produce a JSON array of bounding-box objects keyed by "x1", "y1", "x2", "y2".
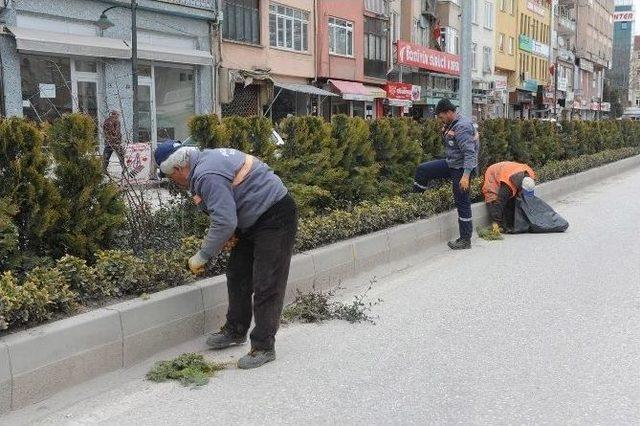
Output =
[
  {"x1": 495, "y1": 0, "x2": 518, "y2": 81},
  {"x1": 316, "y1": 0, "x2": 364, "y2": 81},
  {"x1": 472, "y1": 0, "x2": 497, "y2": 79},
  {"x1": 220, "y1": 0, "x2": 316, "y2": 82}
]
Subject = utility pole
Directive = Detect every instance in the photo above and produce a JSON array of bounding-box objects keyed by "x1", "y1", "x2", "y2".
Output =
[
  {"x1": 550, "y1": 0, "x2": 556, "y2": 119},
  {"x1": 131, "y1": 0, "x2": 139, "y2": 143},
  {"x1": 459, "y1": 0, "x2": 472, "y2": 117}
]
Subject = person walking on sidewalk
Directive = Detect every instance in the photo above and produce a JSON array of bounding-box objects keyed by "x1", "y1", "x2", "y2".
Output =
[
  {"x1": 102, "y1": 111, "x2": 125, "y2": 174},
  {"x1": 154, "y1": 142, "x2": 298, "y2": 369},
  {"x1": 413, "y1": 99, "x2": 479, "y2": 250}
]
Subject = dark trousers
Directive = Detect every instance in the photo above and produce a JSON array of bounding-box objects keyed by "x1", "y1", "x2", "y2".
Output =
[
  {"x1": 413, "y1": 159, "x2": 473, "y2": 240},
  {"x1": 225, "y1": 194, "x2": 298, "y2": 351}
]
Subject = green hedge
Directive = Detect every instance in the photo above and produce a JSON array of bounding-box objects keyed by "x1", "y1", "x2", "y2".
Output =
[
  {"x1": 295, "y1": 147, "x2": 640, "y2": 251},
  {"x1": 2, "y1": 146, "x2": 637, "y2": 332},
  {"x1": 188, "y1": 115, "x2": 640, "y2": 215}
]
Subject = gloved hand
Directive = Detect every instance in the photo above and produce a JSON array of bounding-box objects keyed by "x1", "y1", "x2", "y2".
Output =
[
  {"x1": 222, "y1": 234, "x2": 239, "y2": 252},
  {"x1": 188, "y1": 252, "x2": 208, "y2": 275}
]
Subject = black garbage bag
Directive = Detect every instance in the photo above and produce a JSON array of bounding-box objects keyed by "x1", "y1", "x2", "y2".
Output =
[{"x1": 511, "y1": 194, "x2": 569, "y2": 234}]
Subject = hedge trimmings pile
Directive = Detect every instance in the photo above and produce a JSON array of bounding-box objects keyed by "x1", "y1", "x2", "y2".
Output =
[{"x1": 146, "y1": 353, "x2": 226, "y2": 387}]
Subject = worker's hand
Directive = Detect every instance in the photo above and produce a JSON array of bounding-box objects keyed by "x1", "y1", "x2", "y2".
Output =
[
  {"x1": 491, "y1": 222, "x2": 503, "y2": 234},
  {"x1": 188, "y1": 252, "x2": 208, "y2": 275},
  {"x1": 222, "y1": 234, "x2": 239, "y2": 252},
  {"x1": 459, "y1": 175, "x2": 470, "y2": 192}
]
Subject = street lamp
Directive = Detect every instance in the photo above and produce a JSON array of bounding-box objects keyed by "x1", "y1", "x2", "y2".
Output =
[{"x1": 96, "y1": 1, "x2": 139, "y2": 144}]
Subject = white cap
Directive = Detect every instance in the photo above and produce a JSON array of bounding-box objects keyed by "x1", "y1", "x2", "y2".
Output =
[{"x1": 522, "y1": 176, "x2": 535, "y2": 191}]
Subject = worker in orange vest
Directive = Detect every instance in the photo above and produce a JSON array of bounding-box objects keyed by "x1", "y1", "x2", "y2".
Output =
[{"x1": 482, "y1": 161, "x2": 536, "y2": 230}]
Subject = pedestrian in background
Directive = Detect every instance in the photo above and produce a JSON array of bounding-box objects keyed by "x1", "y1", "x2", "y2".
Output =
[
  {"x1": 102, "y1": 111, "x2": 125, "y2": 173},
  {"x1": 413, "y1": 99, "x2": 479, "y2": 250}
]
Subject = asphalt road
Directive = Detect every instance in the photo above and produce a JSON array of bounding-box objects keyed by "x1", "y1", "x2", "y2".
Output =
[{"x1": 4, "y1": 167, "x2": 640, "y2": 425}]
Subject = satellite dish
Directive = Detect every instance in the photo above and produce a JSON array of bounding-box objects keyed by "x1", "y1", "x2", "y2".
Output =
[{"x1": 419, "y1": 15, "x2": 429, "y2": 29}]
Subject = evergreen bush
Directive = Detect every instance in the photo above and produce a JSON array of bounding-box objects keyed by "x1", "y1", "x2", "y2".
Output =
[{"x1": 48, "y1": 114, "x2": 125, "y2": 259}]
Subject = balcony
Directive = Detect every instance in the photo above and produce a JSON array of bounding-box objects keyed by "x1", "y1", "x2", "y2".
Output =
[
  {"x1": 155, "y1": 0, "x2": 215, "y2": 10},
  {"x1": 422, "y1": 0, "x2": 437, "y2": 20},
  {"x1": 558, "y1": 16, "x2": 576, "y2": 34}
]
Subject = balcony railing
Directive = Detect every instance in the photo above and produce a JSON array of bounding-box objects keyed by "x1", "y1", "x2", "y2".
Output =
[
  {"x1": 155, "y1": 0, "x2": 216, "y2": 10},
  {"x1": 365, "y1": 59, "x2": 387, "y2": 80}
]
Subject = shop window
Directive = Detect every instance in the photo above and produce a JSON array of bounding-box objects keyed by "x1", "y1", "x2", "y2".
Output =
[
  {"x1": 329, "y1": 17, "x2": 354, "y2": 56},
  {"x1": 21, "y1": 55, "x2": 100, "y2": 126},
  {"x1": 20, "y1": 54, "x2": 73, "y2": 122},
  {"x1": 330, "y1": 98, "x2": 350, "y2": 116},
  {"x1": 223, "y1": 0, "x2": 260, "y2": 44},
  {"x1": 154, "y1": 67, "x2": 195, "y2": 142},
  {"x1": 269, "y1": 3, "x2": 309, "y2": 52}
]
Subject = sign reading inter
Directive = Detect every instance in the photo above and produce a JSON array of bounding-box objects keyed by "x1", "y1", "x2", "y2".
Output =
[{"x1": 397, "y1": 40, "x2": 460, "y2": 76}]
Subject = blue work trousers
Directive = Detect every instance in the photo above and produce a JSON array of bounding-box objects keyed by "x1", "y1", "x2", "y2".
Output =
[{"x1": 413, "y1": 159, "x2": 473, "y2": 240}]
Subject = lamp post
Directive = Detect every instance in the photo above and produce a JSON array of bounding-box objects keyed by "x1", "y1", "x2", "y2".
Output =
[{"x1": 97, "y1": 0, "x2": 139, "y2": 143}]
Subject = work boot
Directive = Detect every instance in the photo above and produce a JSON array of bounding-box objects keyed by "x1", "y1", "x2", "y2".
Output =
[
  {"x1": 206, "y1": 326, "x2": 246, "y2": 350},
  {"x1": 237, "y1": 349, "x2": 276, "y2": 369},
  {"x1": 447, "y1": 238, "x2": 471, "y2": 250}
]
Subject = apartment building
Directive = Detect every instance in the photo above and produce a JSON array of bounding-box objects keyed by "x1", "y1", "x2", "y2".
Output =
[
  {"x1": 513, "y1": 0, "x2": 552, "y2": 118},
  {"x1": 218, "y1": 0, "x2": 338, "y2": 121},
  {"x1": 494, "y1": 0, "x2": 518, "y2": 118},
  {"x1": 471, "y1": 0, "x2": 500, "y2": 119},
  {"x1": 556, "y1": 0, "x2": 577, "y2": 119},
  {"x1": 629, "y1": 35, "x2": 640, "y2": 108},
  {"x1": 572, "y1": 0, "x2": 614, "y2": 119},
  {"x1": 608, "y1": 0, "x2": 634, "y2": 109}
]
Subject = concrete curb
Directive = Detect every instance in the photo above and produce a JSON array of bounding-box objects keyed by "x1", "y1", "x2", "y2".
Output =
[{"x1": 1, "y1": 154, "x2": 639, "y2": 414}]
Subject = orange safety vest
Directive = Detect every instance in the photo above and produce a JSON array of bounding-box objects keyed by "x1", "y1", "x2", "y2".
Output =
[{"x1": 482, "y1": 161, "x2": 536, "y2": 203}]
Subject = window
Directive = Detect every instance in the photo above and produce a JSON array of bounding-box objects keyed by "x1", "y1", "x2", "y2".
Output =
[
  {"x1": 508, "y1": 36, "x2": 514, "y2": 55},
  {"x1": 485, "y1": 2, "x2": 493, "y2": 29},
  {"x1": 329, "y1": 17, "x2": 354, "y2": 56},
  {"x1": 154, "y1": 66, "x2": 195, "y2": 142},
  {"x1": 223, "y1": 0, "x2": 260, "y2": 44},
  {"x1": 269, "y1": 3, "x2": 309, "y2": 52},
  {"x1": 472, "y1": 43, "x2": 478, "y2": 70},
  {"x1": 20, "y1": 55, "x2": 102, "y2": 127},
  {"x1": 498, "y1": 33, "x2": 504, "y2": 52},
  {"x1": 483, "y1": 46, "x2": 492, "y2": 73},
  {"x1": 622, "y1": 22, "x2": 628, "y2": 30},
  {"x1": 364, "y1": 17, "x2": 387, "y2": 78},
  {"x1": 472, "y1": 0, "x2": 479, "y2": 24},
  {"x1": 442, "y1": 27, "x2": 459, "y2": 55}
]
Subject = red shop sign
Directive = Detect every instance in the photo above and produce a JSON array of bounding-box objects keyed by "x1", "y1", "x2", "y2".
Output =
[
  {"x1": 397, "y1": 40, "x2": 460, "y2": 76},
  {"x1": 385, "y1": 82, "x2": 413, "y2": 101}
]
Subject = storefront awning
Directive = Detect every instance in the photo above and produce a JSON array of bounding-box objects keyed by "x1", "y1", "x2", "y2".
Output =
[
  {"x1": 329, "y1": 80, "x2": 385, "y2": 102},
  {"x1": 274, "y1": 81, "x2": 338, "y2": 97},
  {"x1": 138, "y1": 43, "x2": 213, "y2": 66},
  {"x1": 7, "y1": 26, "x2": 130, "y2": 59}
]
